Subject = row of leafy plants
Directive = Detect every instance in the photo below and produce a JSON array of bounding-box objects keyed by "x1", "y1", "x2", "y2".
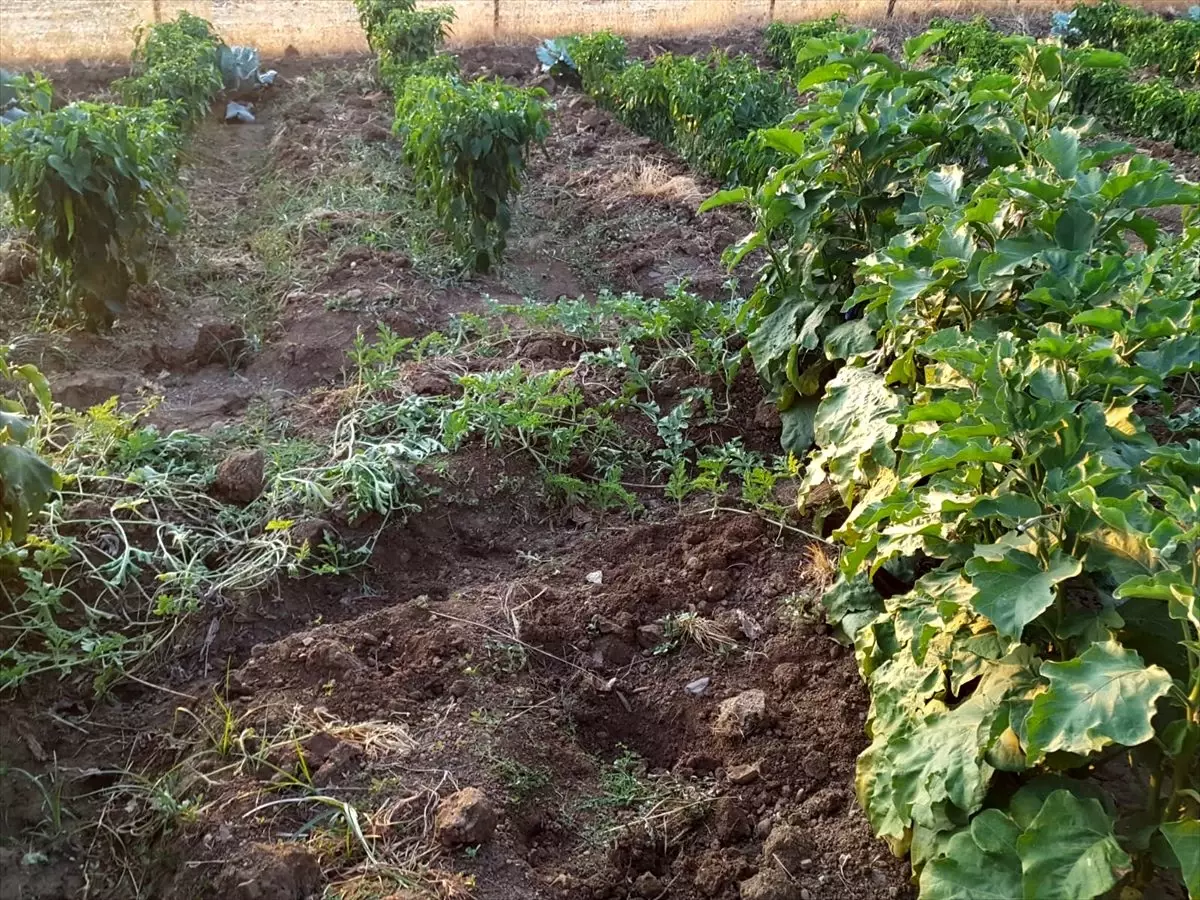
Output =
[
  {"x1": 700, "y1": 25, "x2": 1200, "y2": 899},
  {"x1": 566, "y1": 31, "x2": 795, "y2": 187},
  {"x1": 933, "y1": 15, "x2": 1200, "y2": 152},
  {"x1": 1069, "y1": 0, "x2": 1200, "y2": 82},
  {"x1": 354, "y1": 0, "x2": 549, "y2": 272},
  {"x1": 0, "y1": 13, "x2": 224, "y2": 326}
]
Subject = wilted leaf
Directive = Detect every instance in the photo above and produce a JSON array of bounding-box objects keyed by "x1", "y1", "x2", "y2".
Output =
[{"x1": 1025, "y1": 641, "x2": 1172, "y2": 762}]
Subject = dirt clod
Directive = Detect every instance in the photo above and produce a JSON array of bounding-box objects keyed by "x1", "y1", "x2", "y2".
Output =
[
  {"x1": 713, "y1": 797, "x2": 754, "y2": 845},
  {"x1": 762, "y1": 824, "x2": 812, "y2": 875},
  {"x1": 727, "y1": 762, "x2": 761, "y2": 785},
  {"x1": 194, "y1": 321, "x2": 252, "y2": 367},
  {"x1": 212, "y1": 448, "x2": 266, "y2": 505},
  {"x1": 739, "y1": 870, "x2": 800, "y2": 900},
  {"x1": 0, "y1": 240, "x2": 36, "y2": 285},
  {"x1": 213, "y1": 843, "x2": 321, "y2": 900},
  {"x1": 290, "y1": 518, "x2": 338, "y2": 550},
  {"x1": 634, "y1": 871, "x2": 665, "y2": 897},
  {"x1": 435, "y1": 787, "x2": 498, "y2": 846},
  {"x1": 714, "y1": 689, "x2": 768, "y2": 740}
]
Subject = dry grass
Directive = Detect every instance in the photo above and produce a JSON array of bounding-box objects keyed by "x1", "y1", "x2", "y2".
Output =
[
  {"x1": 804, "y1": 543, "x2": 839, "y2": 593},
  {"x1": 608, "y1": 157, "x2": 706, "y2": 207},
  {"x1": 667, "y1": 611, "x2": 739, "y2": 654}
]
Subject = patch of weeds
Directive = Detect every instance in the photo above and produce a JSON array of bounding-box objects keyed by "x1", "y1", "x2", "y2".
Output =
[
  {"x1": 262, "y1": 138, "x2": 459, "y2": 280},
  {"x1": 542, "y1": 470, "x2": 640, "y2": 513},
  {"x1": 487, "y1": 751, "x2": 552, "y2": 805},
  {"x1": 582, "y1": 749, "x2": 655, "y2": 812},
  {"x1": 0, "y1": 763, "x2": 73, "y2": 841},
  {"x1": 482, "y1": 637, "x2": 528, "y2": 674},
  {"x1": 576, "y1": 748, "x2": 713, "y2": 848}
]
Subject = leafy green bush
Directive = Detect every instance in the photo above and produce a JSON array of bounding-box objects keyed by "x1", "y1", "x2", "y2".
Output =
[
  {"x1": 115, "y1": 12, "x2": 223, "y2": 129},
  {"x1": 375, "y1": 6, "x2": 456, "y2": 84},
  {"x1": 393, "y1": 75, "x2": 549, "y2": 272},
  {"x1": 353, "y1": 0, "x2": 454, "y2": 84},
  {"x1": 566, "y1": 34, "x2": 794, "y2": 186},
  {"x1": 0, "y1": 349, "x2": 58, "y2": 552},
  {"x1": 702, "y1": 33, "x2": 1112, "y2": 433},
  {"x1": 0, "y1": 100, "x2": 187, "y2": 324},
  {"x1": 1071, "y1": 0, "x2": 1200, "y2": 81},
  {"x1": 565, "y1": 31, "x2": 627, "y2": 104},
  {"x1": 354, "y1": 0, "x2": 415, "y2": 43},
  {"x1": 764, "y1": 15, "x2": 856, "y2": 73},
  {"x1": 933, "y1": 15, "x2": 1200, "y2": 151},
  {"x1": 1076, "y1": 69, "x2": 1200, "y2": 152},
  {"x1": 708, "y1": 23, "x2": 1200, "y2": 899}
]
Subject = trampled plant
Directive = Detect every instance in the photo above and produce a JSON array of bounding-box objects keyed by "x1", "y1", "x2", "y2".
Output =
[
  {"x1": 0, "y1": 98, "x2": 187, "y2": 325},
  {"x1": 393, "y1": 75, "x2": 549, "y2": 272}
]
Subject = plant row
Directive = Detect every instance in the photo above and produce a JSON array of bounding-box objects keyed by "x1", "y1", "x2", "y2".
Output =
[
  {"x1": 355, "y1": 0, "x2": 549, "y2": 272},
  {"x1": 0, "y1": 13, "x2": 224, "y2": 326},
  {"x1": 566, "y1": 32, "x2": 795, "y2": 187},
  {"x1": 934, "y1": 16, "x2": 1200, "y2": 152},
  {"x1": 702, "y1": 27, "x2": 1200, "y2": 899},
  {"x1": 1069, "y1": 0, "x2": 1200, "y2": 82}
]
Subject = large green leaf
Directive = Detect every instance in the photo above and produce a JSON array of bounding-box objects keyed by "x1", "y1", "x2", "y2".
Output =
[
  {"x1": 1024, "y1": 641, "x2": 1173, "y2": 762},
  {"x1": 921, "y1": 165, "x2": 965, "y2": 210},
  {"x1": 1160, "y1": 819, "x2": 1200, "y2": 898},
  {"x1": 697, "y1": 186, "x2": 749, "y2": 213},
  {"x1": 1038, "y1": 129, "x2": 1081, "y2": 179},
  {"x1": 0, "y1": 442, "x2": 59, "y2": 543},
  {"x1": 1016, "y1": 790, "x2": 1131, "y2": 900},
  {"x1": 809, "y1": 366, "x2": 901, "y2": 498},
  {"x1": 964, "y1": 540, "x2": 1082, "y2": 640},
  {"x1": 796, "y1": 62, "x2": 854, "y2": 92},
  {"x1": 920, "y1": 810, "x2": 1023, "y2": 900},
  {"x1": 779, "y1": 398, "x2": 819, "y2": 454}
]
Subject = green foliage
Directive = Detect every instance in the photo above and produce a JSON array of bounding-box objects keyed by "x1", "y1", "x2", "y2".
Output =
[
  {"x1": 765, "y1": 15, "x2": 874, "y2": 83},
  {"x1": 704, "y1": 33, "x2": 1100, "y2": 422},
  {"x1": 1070, "y1": 0, "x2": 1200, "y2": 81},
  {"x1": 933, "y1": 15, "x2": 1200, "y2": 152},
  {"x1": 566, "y1": 32, "x2": 627, "y2": 104},
  {"x1": 0, "y1": 99, "x2": 187, "y2": 324},
  {"x1": 116, "y1": 12, "x2": 224, "y2": 129},
  {"x1": 0, "y1": 350, "x2": 58, "y2": 550},
  {"x1": 353, "y1": 0, "x2": 415, "y2": 42},
  {"x1": 377, "y1": 7, "x2": 456, "y2": 84},
  {"x1": 565, "y1": 33, "x2": 794, "y2": 186},
  {"x1": 393, "y1": 75, "x2": 549, "y2": 272},
  {"x1": 704, "y1": 21, "x2": 1200, "y2": 899},
  {"x1": 353, "y1": 0, "x2": 454, "y2": 84}
]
